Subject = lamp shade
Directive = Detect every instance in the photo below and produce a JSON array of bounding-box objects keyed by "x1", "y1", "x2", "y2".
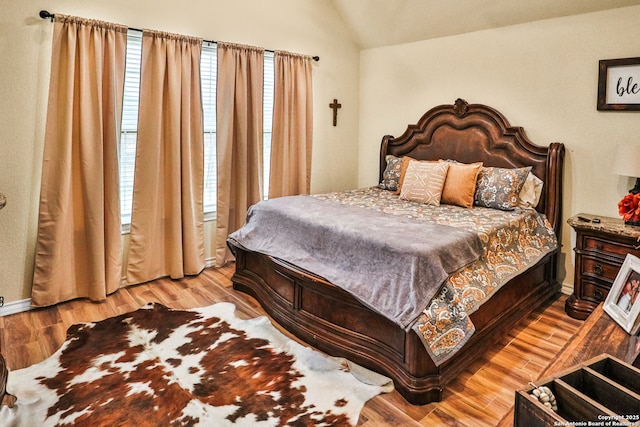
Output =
[{"x1": 612, "y1": 144, "x2": 640, "y2": 178}]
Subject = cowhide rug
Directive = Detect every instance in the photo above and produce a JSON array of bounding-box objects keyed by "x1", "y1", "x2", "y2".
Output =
[{"x1": 0, "y1": 302, "x2": 393, "y2": 426}]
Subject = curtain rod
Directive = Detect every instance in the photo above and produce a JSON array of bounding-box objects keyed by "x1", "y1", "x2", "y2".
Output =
[{"x1": 39, "y1": 10, "x2": 320, "y2": 61}]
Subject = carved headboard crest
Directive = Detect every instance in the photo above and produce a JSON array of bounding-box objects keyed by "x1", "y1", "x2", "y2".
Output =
[{"x1": 453, "y1": 98, "x2": 469, "y2": 117}]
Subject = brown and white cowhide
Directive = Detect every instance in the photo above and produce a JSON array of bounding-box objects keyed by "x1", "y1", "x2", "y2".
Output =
[{"x1": 0, "y1": 302, "x2": 392, "y2": 426}]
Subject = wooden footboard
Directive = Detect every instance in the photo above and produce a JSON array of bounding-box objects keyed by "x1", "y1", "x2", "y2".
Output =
[{"x1": 231, "y1": 243, "x2": 560, "y2": 405}]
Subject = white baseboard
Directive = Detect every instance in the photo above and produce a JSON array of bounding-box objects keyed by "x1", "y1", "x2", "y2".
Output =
[{"x1": 0, "y1": 298, "x2": 33, "y2": 317}]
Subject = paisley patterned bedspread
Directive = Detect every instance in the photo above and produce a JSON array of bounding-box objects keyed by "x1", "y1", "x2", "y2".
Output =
[{"x1": 313, "y1": 187, "x2": 558, "y2": 366}]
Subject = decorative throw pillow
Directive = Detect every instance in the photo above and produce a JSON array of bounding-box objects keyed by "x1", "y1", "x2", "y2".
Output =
[
  {"x1": 379, "y1": 155, "x2": 404, "y2": 191},
  {"x1": 518, "y1": 171, "x2": 544, "y2": 208},
  {"x1": 399, "y1": 160, "x2": 449, "y2": 205},
  {"x1": 474, "y1": 166, "x2": 532, "y2": 211},
  {"x1": 439, "y1": 161, "x2": 483, "y2": 208}
]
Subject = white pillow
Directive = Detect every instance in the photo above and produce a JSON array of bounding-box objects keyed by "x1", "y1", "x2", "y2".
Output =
[{"x1": 518, "y1": 172, "x2": 543, "y2": 208}]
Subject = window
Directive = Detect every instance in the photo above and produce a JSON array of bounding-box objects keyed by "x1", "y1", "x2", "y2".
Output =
[
  {"x1": 119, "y1": 32, "x2": 275, "y2": 226},
  {"x1": 120, "y1": 30, "x2": 142, "y2": 226},
  {"x1": 201, "y1": 42, "x2": 217, "y2": 214},
  {"x1": 263, "y1": 51, "x2": 274, "y2": 196}
]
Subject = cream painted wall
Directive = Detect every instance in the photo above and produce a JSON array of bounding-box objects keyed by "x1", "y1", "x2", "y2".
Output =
[
  {"x1": 0, "y1": 0, "x2": 360, "y2": 304},
  {"x1": 358, "y1": 6, "x2": 640, "y2": 291}
]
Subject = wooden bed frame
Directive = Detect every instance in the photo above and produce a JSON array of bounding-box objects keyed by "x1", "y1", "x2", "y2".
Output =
[{"x1": 229, "y1": 99, "x2": 565, "y2": 405}]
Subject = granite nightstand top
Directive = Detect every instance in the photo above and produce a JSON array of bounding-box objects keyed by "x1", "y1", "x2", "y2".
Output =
[{"x1": 568, "y1": 213, "x2": 640, "y2": 241}]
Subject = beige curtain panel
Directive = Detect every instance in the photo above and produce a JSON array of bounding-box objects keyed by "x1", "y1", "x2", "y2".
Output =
[
  {"x1": 215, "y1": 42, "x2": 265, "y2": 266},
  {"x1": 32, "y1": 15, "x2": 126, "y2": 306},
  {"x1": 126, "y1": 30, "x2": 205, "y2": 284},
  {"x1": 269, "y1": 51, "x2": 314, "y2": 198}
]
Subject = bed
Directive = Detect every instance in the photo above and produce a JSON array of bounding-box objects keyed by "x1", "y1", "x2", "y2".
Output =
[{"x1": 227, "y1": 98, "x2": 565, "y2": 405}]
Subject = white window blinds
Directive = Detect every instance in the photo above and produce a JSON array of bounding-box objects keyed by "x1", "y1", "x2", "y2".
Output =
[
  {"x1": 263, "y1": 51, "x2": 274, "y2": 195},
  {"x1": 120, "y1": 30, "x2": 142, "y2": 226},
  {"x1": 201, "y1": 42, "x2": 217, "y2": 214}
]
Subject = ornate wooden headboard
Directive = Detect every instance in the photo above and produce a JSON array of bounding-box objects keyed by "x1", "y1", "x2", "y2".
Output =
[{"x1": 379, "y1": 98, "x2": 565, "y2": 235}]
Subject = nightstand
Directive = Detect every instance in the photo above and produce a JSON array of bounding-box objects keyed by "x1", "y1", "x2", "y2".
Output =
[{"x1": 566, "y1": 213, "x2": 640, "y2": 320}]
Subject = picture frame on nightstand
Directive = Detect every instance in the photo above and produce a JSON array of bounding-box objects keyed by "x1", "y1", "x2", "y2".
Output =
[{"x1": 604, "y1": 254, "x2": 640, "y2": 334}]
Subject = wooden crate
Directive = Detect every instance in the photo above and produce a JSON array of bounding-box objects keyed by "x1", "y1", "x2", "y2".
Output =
[{"x1": 514, "y1": 354, "x2": 640, "y2": 426}]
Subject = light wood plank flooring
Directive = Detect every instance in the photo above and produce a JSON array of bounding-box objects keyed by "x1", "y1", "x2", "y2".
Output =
[{"x1": 0, "y1": 264, "x2": 583, "y2": 426}]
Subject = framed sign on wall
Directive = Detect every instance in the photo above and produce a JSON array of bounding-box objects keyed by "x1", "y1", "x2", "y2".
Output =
[{"x1": 597, "y1": 57, "x2": 640, "y2": 111}]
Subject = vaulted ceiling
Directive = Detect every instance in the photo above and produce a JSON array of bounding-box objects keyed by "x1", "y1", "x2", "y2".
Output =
[{"x1": 331, "y1": 0, "x2": 640, "y2": 49}]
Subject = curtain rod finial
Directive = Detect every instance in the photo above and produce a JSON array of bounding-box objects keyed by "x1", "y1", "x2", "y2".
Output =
[
  {"x1": 312, "y1": 56, "x2": 319, "y2": 62},
  {"x1": 39, "y1": 10, "x2": 54, "y2": 22}
]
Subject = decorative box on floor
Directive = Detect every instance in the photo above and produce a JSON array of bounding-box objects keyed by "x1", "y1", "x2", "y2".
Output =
[{"x1": 514, "y1": 354, "x2": 640, "y2": 426}]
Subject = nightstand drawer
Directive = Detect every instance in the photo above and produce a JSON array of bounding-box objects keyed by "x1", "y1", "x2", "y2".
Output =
[
  {"x1": 580, "y1": 281, "x2": 609, "y2": 303},
  {"x1": 580, "y1": 257, "x2": 620, "y2": 282},
  {"x1": 583, "y1": 236, "x2": 640, "y2": 259}
]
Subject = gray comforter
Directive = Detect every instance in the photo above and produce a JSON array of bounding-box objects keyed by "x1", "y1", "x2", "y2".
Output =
[{"x1": 228, "y1": 195, "x2": 484, "y2": 330}]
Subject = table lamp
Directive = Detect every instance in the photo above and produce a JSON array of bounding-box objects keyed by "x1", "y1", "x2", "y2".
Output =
[
  {"x1": 613, "y1": 144, "x2": 640, "y2": 225},
  {"x1": 613, "y1": 144, "x2": 640, "y2": 194}
]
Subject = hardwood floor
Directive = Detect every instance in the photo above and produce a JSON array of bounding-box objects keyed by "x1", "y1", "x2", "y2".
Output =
[{"x1": 0, "y1": 264, "x2": 583, "y2": 426}]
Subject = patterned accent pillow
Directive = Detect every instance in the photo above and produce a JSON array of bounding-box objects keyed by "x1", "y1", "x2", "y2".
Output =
[
  {"x1": 474, "y1": 166, "x2": 532, "y2": 211},
  {"x1": 379, "y1": 155, "x2": 405, "y2": 191},
  {"x1": 399, "y1": 160, "x2": 450, "y2": 205}
]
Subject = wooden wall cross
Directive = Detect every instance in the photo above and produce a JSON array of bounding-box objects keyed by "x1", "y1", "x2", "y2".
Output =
[{"x1": 329, "y1": 99, "x2": 341, "y2": 126}]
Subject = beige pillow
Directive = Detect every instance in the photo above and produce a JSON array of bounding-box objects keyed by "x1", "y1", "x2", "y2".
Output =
[
  {"x1": 399, "y1": 160, "x2": 450, "y2": 205},
  {"x1": 440, "y1": 161, "x2": 483, "y2": 208},
  {"x1": 518, "y1": 171, "x2": 544, "y2": 208}
]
